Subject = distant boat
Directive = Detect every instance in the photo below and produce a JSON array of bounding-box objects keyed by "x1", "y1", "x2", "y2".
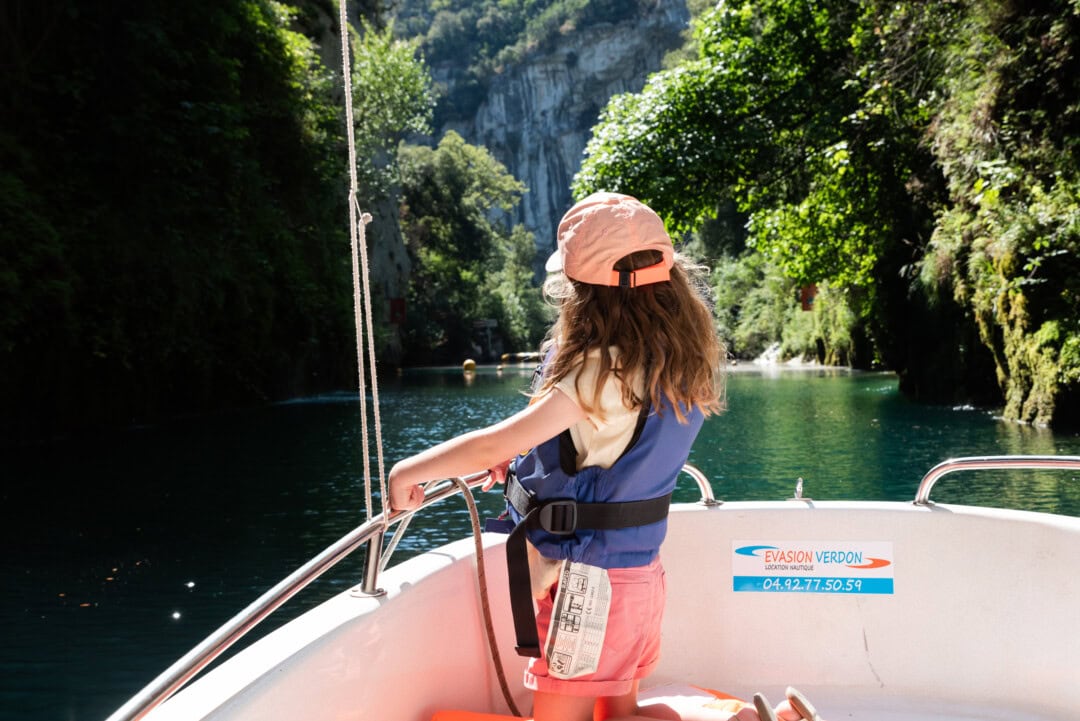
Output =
[{"x1": 109, "y1": 456, "x2": 1080, "y2": 721}]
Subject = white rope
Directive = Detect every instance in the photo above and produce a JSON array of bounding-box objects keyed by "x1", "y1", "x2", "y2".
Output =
[
  {"x1": 335, "y1": 10, "x2": 518, "y2": 714},
  {"x1": 338, "y1": 0, "x2": 386, "y2": 524},
  {"x1": 355, "y1": 200, "x2": 388, "y2": 514}
]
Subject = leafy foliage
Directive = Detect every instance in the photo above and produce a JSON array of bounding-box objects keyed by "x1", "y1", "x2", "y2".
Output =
[
  {"x1": 574, "y1": 0, "x2": 903, "y2": 372},
  {"x1": 575, "y1": 0, "x2": 1080, "y2": 423},
  {"x1": 350, "y1": 19, "x2": 435, "y2": 192},
  {"x1": 918, "y1": 0, "x2": 1080, "y2": 424},
  {"x1": 711, "y1": 254, "x2": 861, "y2": 366},
  {"x1": 0, "y1": 0, "x2": 433, "y2": 435},
  {"x1": 398, "y1": 132, "x2": 548, "y2": 363},
  {"x1": 711, "y1": 253, "x2": 792, "y2": 359},
  {"x1": 5, "y1": 0, "x2": 1079, "y2": 430},
  {"x1": 575, "y1": 0, "x2": 857, "y2": 234}
]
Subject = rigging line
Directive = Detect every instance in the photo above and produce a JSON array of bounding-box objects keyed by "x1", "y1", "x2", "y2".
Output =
[
  {"x1": 355, "y1": 197, "x2": 387, "y2": 513},
  {"x1": 352, "y1": 203, "x2": 374, "y2": 522},
  {"x1": 337, "y1": 0, "x2": 381, "y2": 523}
]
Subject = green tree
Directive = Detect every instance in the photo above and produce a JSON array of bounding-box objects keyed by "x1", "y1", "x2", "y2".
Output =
[
  {"x1": 711, "y1": 254, "x2": 793, "y2": 360},
  {"x1": 573, "y1": 0, "x2": 888, "y2": 368},
  {"x1": 398, "y1": 131, "x2": 546, "y2": 363},
  {"x1": 575, "y1": 0, "x2": 1079, "y2": 421},
  {"x1": 574, "y1": 0, "x2": 858, "y2": 239},
  {"x1": 0, "y1": 0, "x2": 436, "y2": 436},
  {"x1": 351, "y1": 19, "x2": 435, "y2": 194}
]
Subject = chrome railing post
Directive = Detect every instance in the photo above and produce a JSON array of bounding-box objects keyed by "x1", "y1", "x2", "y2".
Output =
[
  {"x1": 360, "y1": 529, "x2": 385, "y2": 596},
  {"x1": 682, "y1": 463, "x2": 721, "y2": 506}
]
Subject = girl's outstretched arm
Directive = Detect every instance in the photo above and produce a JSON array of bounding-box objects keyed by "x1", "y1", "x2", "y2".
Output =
[{"x1": 388, "y1": 388, "x2": 585, "y2": 511}]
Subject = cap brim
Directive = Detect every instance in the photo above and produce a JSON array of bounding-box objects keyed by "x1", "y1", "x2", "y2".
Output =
[{"x1": 544, "y1": 249, "x2": 563, "y2": 273}]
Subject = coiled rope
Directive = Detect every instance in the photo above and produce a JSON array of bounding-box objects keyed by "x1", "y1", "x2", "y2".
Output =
[{"x1": 335, "y1": 5, "x2": 520, "y2": 715}]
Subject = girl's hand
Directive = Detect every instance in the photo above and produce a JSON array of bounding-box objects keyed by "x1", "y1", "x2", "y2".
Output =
[
  {"x1": 389, "y1": 481, "x2": 424, "y2": 512},
  {"x1": 388, "y1": 464, "x2": 424, "y2": 512},
  {"x1": 482, "y1": 459, "x2": 511, "y2": 491}
]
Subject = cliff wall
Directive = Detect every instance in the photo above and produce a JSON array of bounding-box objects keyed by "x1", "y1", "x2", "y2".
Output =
[{"x1": 435, "y1": 0, "x2": 690, "y2": 255}]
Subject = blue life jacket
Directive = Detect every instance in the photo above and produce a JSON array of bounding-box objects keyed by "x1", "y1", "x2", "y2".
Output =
[{"x1": 508, "y1": 397, "x2": 704, "y2": 568}]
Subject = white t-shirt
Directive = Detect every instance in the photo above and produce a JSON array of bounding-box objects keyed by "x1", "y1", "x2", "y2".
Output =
[{"x1": 554, "y1": 347, "x2": 644, "y2": 470}]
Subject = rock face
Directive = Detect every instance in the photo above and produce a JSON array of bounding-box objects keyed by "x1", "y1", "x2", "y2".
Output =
[{"x1": 438, "y1": 0, "x2": 689, "y2": 255}]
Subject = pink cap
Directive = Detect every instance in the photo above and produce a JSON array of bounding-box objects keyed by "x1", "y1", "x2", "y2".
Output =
[{"x1": 545, "y1": 192, "x2": 674, "y2": 287}]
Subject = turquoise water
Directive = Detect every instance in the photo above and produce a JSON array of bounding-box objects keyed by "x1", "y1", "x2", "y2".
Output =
[
  {"x1": 3, "y1": 366, "x2": 1079, "y2": 721},
  {"x1": 384, "y1": 365, "x2": 1080, "y2": 518}
]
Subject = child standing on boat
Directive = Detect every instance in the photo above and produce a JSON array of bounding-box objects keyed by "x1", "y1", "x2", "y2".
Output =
[{"x1": 389, "y1": 192, "x2": 724, "y2": 721}]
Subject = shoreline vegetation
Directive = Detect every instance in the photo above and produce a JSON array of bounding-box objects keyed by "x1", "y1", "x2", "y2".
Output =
[{"x1": 3, "y1": 0, "x2": 1078, "y2": 438}]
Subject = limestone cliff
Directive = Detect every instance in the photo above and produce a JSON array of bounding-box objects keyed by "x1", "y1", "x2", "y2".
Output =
[{"x1": 435, "y1": 0, "x2": 690, "y2": 256}]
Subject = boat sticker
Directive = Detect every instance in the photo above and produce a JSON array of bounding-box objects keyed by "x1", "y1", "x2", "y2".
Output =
[
  {"x1": 732, "y1": 541, "x2": 894, "y2": 594},
  {"x1": 544, "y1": 561, "x2": 611, "y2": 678}
]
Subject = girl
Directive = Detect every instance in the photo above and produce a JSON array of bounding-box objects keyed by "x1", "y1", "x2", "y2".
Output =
[{"x1": 389, "y1": 192, "x2": 724, "y2": 721}]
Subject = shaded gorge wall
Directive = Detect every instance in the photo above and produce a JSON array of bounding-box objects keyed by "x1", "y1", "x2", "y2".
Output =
[{"x1": 431, "y1": 0, "x2": 690, "y2": 256}]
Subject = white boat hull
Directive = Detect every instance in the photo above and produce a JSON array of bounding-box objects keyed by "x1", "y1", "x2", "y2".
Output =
[{"x1": 145, "y1": 500, "x2": 1080, "y2": 720}]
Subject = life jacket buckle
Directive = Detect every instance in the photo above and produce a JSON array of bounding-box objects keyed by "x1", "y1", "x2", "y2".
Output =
[{"x1": 537, "y1": 499, "x2": 577, "y2": 535}]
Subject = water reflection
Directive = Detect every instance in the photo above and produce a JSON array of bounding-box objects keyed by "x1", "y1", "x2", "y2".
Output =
[{"x1": 690, "y1": 369, "x2": 1080, "y2": 514}]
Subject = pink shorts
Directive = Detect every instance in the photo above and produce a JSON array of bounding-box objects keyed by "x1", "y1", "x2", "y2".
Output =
[{"x1": 524, "y1": 558, "x2": 666, "y2": 698}]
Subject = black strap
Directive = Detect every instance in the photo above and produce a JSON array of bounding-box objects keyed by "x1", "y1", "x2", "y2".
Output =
[
  {"x1": 506, "y1": 474, "x2": 671, "y2": 532},
  {"x1": 504, "y1": 473, "x2": 671, "y2": 656},
  {"x1": 506, "y1": 516, "x2": 543, "y2": 656}
]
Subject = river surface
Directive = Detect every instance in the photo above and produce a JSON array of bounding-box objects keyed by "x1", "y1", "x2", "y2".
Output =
[{"x1": 4, "y1": 365, "x2": 1079, "y2": 721}]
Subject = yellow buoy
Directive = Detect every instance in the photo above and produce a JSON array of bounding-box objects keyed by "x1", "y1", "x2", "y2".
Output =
[{"x1": 462, "y1": 359, "x2": 477, "y2": 371}]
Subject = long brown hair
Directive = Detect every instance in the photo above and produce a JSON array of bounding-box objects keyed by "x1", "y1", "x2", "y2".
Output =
[{"x1": 535, "y1": 250, "x2": 725, "y2": 422}]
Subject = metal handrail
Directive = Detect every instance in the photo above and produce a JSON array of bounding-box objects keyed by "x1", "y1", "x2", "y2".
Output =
[
  {"x1": 106, "y1": 515, "x2": 385, "y2": 721},
  {"x1": 105, "y1": 470, "x2": 485, "y2": 721},
  {"x1": 682, "y1": 463, "x2": 721, "y2": 506},
  {"x1": 913, "y1": 455, "x2": 1080, "y2": 506},
  {"x1": 105, "y1": 465, "x2": 717, "y2": 721}
]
